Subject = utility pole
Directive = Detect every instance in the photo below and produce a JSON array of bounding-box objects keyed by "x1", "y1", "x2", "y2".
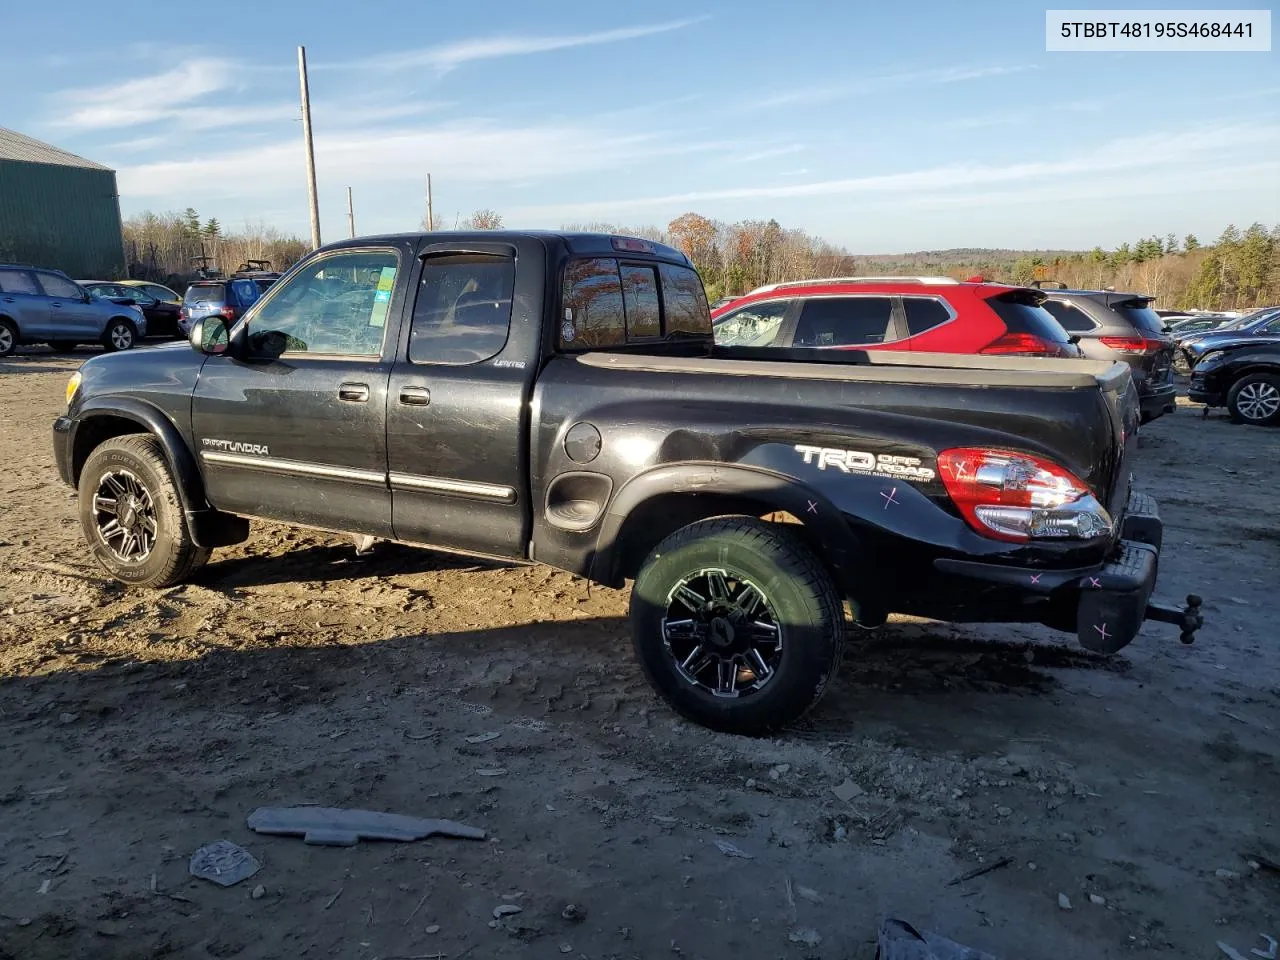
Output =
[
  {"x1": 426, "y1": 173, "x2": 434, "y2": 231},
  {"x1": 346, "y1": 186, "x2": 355, "y2": 239},
  {"x1": 297, "y1": 45, "x2": 321, "y2": 249}
]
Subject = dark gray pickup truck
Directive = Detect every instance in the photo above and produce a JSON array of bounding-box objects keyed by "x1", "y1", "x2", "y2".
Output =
[{"x1": 53, "y1": 232, "x2": 1201, "y2": 733}]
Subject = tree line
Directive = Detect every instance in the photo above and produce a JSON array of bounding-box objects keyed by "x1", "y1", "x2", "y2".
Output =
[{"x1": 125, "y1": 205, "x2": 1279, "y2": 310}]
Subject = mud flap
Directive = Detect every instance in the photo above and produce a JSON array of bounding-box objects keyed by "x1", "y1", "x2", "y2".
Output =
[{"x1": 1076, "y1": 541, "x2": 1158, "y2": 654}]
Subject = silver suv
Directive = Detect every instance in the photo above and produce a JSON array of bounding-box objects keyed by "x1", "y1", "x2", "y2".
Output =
[{"x1": 0, "y1": 264, "x2": 147, "y2": 357}]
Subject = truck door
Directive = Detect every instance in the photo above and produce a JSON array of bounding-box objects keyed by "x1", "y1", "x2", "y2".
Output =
[
  {"x1": 385, "y1": 240, "x2": 539, "y2": 559},
  {"x1": 191, "y1": 244, "x2": 412, "y2": 537}
]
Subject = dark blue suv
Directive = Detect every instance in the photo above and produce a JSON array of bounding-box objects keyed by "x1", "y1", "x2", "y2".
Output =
[{"x1": 180, "y1": 277, "x2": 272, "y2": 336}]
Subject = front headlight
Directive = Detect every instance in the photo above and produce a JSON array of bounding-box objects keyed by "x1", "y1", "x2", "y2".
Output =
[
  {"x1": 65, "y1": 371, "x2": 82, "y2": 408},
  {"x1": 1195, "y1": 350, "x2": 1224, "y2": 369}
]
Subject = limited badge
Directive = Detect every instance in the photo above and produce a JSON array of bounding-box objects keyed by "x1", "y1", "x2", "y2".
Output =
[{"x1": 561, "y1": 320, "x2": 576, "y2": 342}]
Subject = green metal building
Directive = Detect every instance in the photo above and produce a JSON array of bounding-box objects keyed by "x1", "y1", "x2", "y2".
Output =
[{"x1": 0, "y1": 127, "x2": 126, "y2": 279}]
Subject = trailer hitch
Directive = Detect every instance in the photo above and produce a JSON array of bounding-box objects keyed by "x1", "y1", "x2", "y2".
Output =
[{"x1": 1145, "y1": 594, "x2": 1204, "y2": 644}]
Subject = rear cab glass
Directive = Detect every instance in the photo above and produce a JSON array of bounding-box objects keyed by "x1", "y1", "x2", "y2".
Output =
[
  {"x1": 560, "y1": 257, "x2": 710, "y2": 350},
  {"x1": 988, "y1": 292, "x2": 1073, "y2": 344}
]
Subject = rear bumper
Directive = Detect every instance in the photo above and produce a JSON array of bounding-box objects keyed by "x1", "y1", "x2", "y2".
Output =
[
  {"x1": 1138, "y1": 381, "x2": 1177, "y2": 421},
  {"x1": 931, "y1": 489, "x2": 1197, "y2": 654}
]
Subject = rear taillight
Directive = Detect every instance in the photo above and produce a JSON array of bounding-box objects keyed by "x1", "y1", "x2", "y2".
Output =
[
  {"x1": 1099, "y1": 336, "x2": 1164, "y2": 355},
  {"x1": 938, "y1": 447, "x2": 1113, "y2": 543},
  {"x1": 979, "y1": 332, "x2": 1062, "y2": 357},
  {"x1": 220, "y1": 306, "x2": 237, "y2": 320}
]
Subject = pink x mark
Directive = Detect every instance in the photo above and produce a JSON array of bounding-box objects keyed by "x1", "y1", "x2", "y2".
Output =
[
  {"x1": 1093, "y1": 622, "x2": 1110, "y2": 642},
  {"x1": 806, "y1": 500, "x2": 818, "y2": 514},
  {"x1": 880, "y1": 487, "x2": 900, "y2": 509},
  {"x1": 1030, "y1": 574, "x2": 1042, "y2": 585},
  {"x1": 1089, "y1": 577, "x2": 1102, "y2": 588}
]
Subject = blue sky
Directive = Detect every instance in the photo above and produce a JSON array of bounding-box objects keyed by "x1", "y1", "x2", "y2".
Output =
[{"x1": 4, "y1": 0, "x2": 1277, "y2": 251}]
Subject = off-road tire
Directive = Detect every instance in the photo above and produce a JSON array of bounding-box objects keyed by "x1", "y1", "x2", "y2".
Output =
[
  {"x1": 102, "y1": 318, "x2": 137, "y2": 352},
  {"x1": 0, "y1": 318, "x2": 16, "y2": 357},
  {"x1": 630, "y1": 516, "x2": 845, "y2": 735},
  {"x1": 1227, "y1": 372, "x2": 1280, "y2": 426},
  {"x1": 79, "y1": 435, "x2": 210, "y2": 588},
  {"x1": 49, "y1": 341, "x2": 79, "y2": 353}
]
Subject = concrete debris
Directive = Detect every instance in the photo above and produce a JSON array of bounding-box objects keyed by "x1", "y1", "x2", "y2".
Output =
[
  {"x1": 1089, "y1": 894, "x2": 1106, "y2": 906},
  {"x1": 795, "y1": 885, "x2": 823, "y2": 903},
  {"x1": 189, "y1": 840, "x2": 261, "y2": 887},
  {"x1": 251, "y1": 885, "x2": 265, "y2": 900},
  {"x1": 493, "y1": 904, "x2": 523, "y2": 919},
  {"x1": 1216, "y1": 869, "x2": 1242, "y2": 880},
  {"x1": 561, "y1": 903, "x2": 586, "y2": 923},
  {"x1": 1058, "y1": 893, "x2": 1073, "y2": 910},
  {"x1": 789, "y1": 928, "x2": 822, "y2": 947},
  {"x1": 713, "y1": 839, "x2": 753, "y2": 859},
  {"x1": 832, "y1": 779, "x2": 865, "y2": 803},
  {"x1": 769, "y1": 764, "x2": 791, "y2": 781},
  {"x1": 466, "y1": 732, "x2": 502, "y2": 744},
  {"x1": 246, "y1": 806, "x2": 485, "y2": 846},
  {"x1": 426, "y1": 925, "x2": 441, "y2": 935},
  {"x1": 475, "y1": 768, "x2": 508, "y2": 778},
  {"x1": 57, "y1": 712, "x2": 78, "y2": 725},
  {"x1": 877, "y1": 918, "x2": 998, "y2": 959}
]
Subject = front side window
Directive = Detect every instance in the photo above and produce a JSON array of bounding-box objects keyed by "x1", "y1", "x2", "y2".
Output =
[
  {"x1": 562, "y1": 258, "x2": 625, "y2": 348},
  {"x1": 36, "y1": 272, "x2": 82, "y2": 299},
  {"x1": 0, "y1": 269, "x2": 40, "y2": 295},
  {"x1": 408, "y1": 254, "x2": 515, "y2": 365},
  {"x1": 793, "y1": 297, "x2": 895, "y2": 346},
  {"x1": 714, "y1": 300, "x2": 790, "y2": 347},
  {"x1": 246, "y1": 249, "x2": 398, "y2": 358},
  {"x1": 1043, "y1": 300, "x2": 1095, "y2": 332}
]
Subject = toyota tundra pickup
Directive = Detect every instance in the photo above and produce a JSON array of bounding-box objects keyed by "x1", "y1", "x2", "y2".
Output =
[{"x1": 52, "y1": 232, "x2": 1202, "y2": 734}]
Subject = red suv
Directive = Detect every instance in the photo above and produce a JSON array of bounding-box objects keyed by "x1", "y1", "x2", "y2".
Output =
[{"x1": 710, "y1": 277, "x2": 1080, "y2": 358}]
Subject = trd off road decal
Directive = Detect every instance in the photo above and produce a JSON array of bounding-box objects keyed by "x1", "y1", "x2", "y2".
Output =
[
  {"x1": 202, "y1": 438, "x2": 270, "y2": 457},
  {"x1": 794, "y1": 444, "x2": 936, "y2": 482}
]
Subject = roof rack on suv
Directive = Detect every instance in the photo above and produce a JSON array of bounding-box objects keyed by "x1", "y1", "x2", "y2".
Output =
[
  {"x1": 1029, "y1": 280, "x2": 1069, "y2": 289},
  {"x1": 749, "y1": 276, "x2": 961, "y2": 295}
]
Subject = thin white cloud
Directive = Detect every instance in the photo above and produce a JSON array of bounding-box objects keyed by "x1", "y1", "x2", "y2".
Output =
[
  {"x1": 753, "y1": 63, "x2": 1038, "y2": 109},
  {"x1": 334, "y1": 18, "x2": 707, "y2": 73},
  {"x1": 726, "y1": 144, "x2": 806, "y2": 164},
  {"x1": 504, "y1": 123, "x2": 1280, "y2": 220},
  {"x1": 53, "y1": 59, "x2": 235, "y2": 129},
  {"x1": 115, "y1": 120, "x2": 738, "y2": 198}
]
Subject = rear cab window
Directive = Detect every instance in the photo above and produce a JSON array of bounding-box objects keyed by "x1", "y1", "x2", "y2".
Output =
[{"x1": 559, "y1": 257, "x2": 710, "y2": 350}]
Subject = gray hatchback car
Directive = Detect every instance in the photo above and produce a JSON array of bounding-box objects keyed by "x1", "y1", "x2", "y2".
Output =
[
  {"x1": 1034, "y1": 285, "x2": 1177, "y2": 422},
  {"x1": 0, "y1": 264, "x2": 147, "y2": 356}
]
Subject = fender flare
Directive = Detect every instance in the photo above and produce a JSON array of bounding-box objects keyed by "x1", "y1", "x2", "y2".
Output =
[
  {"x1": 590, "y1": 461, "x2": 869, "y2": 596},
  {"x1": 73, "y1": 398, "x2": 247, "y2": 549}
]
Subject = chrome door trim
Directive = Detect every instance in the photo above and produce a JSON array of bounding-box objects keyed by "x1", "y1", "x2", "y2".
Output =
[
  {"x1": 199, "y1": 450, "x2": 386, "y2": 485},
  {"x1": 388, "y1": 471, "x2": 517, "y2": 504}
]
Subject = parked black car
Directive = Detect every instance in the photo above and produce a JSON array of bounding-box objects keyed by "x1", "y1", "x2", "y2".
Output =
[
  {"x1": 1178, "y1": 306, "x2": 1280, "y2": 371},
  {"x1": 81, "y1": 281, "x2": 183, "y2": 338},
  {"x1": 1036, "y1": 288, "x2": 1177, "y2": 422},
  {"x1": 1188, "y1": 340, "x2": 1280, "y2": 426}
]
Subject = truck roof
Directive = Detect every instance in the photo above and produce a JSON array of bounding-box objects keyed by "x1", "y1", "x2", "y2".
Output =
[{"x1": 323, "y1": 231, "x2": 693, "y2": 266}]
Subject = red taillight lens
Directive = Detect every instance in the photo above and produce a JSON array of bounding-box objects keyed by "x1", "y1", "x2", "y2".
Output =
[
  {"x1": 220, "y1": 306, "x2": 237, "y2": 320},
  {"x1": 938, "y1": 447, "x2": 1113, "y2": 542},
  {"x1": 979, "y1": 332, "x2": 1059, "y2": 356},
  {"x1": 1099, "y1": 336, "x2": 1163, "y2": 355}
]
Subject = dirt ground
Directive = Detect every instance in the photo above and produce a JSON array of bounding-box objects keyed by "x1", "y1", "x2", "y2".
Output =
[{"x1": 1, "y1": 344, "x2": 1277, "y2": 960}]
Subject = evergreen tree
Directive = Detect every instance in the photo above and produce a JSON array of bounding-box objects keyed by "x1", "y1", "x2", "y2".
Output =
[
  {"x1": 182, "y1": 208, "x2": 201, "y2": 237},
  {"x1": 1164, "y1": 233, "x2": 1179, "y2": 255},
  {"x1": 203, "y1": 218, "x2": 222, "y2": 238},
  {"x1": 1184, "y1": 234, "x2": 1200, "y2": 252}
]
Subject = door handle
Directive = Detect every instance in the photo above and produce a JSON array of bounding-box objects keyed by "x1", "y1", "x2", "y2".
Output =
[
  {"x1": 399, "y1": 386, "x2": 431, "y2": 406},
  {"x1": 51, "y1": 302, "x2": 63, "y2": 309},
  {"x1": 338, "y1": 382, "x2": 370, "y2": 402}
]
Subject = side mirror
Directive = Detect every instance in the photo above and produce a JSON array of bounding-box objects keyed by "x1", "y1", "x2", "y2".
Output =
[{"x1": 189, "y1": 316, "x2": 229, "y2": 355}]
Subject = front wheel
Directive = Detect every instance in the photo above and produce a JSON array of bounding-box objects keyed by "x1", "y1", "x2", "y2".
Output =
[
  {"x1": 78, "y1": 435, "x2": 210, "y2": 587},
  {"x1": 102, "y1": 319, "x2": 137, "y2": 352},
  {"x1": 1227, "y1": 373, "x2": 1280, "y2": 426},
  {"x1": 630, "y1": 516, "x2": 846, "y2": 735},
  {"x1": 0, "y1": 319, "x2": 16, "y2": 357}
]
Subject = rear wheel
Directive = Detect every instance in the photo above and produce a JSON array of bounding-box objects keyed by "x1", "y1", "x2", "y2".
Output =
[
  {"x1": 49, "y1": 341, "x2": 79, "y2": 353},
  {"x1": 78, "y1": 435, "x2": 210, "y2": 587},
  {"x1": 102, "y1": 319, "x2": 137, "y2": 352},
  {"x1": 630, "y1": 516, "x2": 845, "y2": 735},
  {"x1": 1227, "y1": 373, "x2": 1280, "y2": 426},
  {"x1": 0, "y1": 319, "x2": 16, "y2": 357}
]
